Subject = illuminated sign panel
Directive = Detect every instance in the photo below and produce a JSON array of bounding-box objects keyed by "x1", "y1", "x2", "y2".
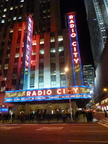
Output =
[
  {"x1": 67, "y1": 12, "x2": 84, "y2": 85},
  {"x1": 4, "y1": 86, "x2": 91, "y2": 103},
  {"x1": 23, "y1": 15, "x2": 33, "y2": 89}
]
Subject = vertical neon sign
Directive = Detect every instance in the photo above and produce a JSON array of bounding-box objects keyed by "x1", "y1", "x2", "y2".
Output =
[
  {"x1": 67, "y1": 12, "x2": 84, "y2": 86},
  {"x1": 23, "y1": 15, "x2": 33, "y2": 89}
]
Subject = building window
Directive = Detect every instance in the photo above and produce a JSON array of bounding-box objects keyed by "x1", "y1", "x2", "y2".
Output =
[
  {"x1": 60, "y1": 62, "x2": 65, "y2": 73},
  {"x1": 39, "y1": 63, "x2": 44, "y2": 74},
  {"x1": 50, "y1": 37, "x2": 55, "y2": 42},
  {"x1": 39, "y1": 76, "x2": 43, "y2": 83},
  {"x1": 30, "y1": 77, "x2": 34, "y2": 88},
  {"x1": 2, "y1": 14, "x2": 6, "y2": 18},
  {"x1": 40, "y1": 39, "x2": 44, "y2": 44},
  {"x1": 60, "y1": 75, "x2": 66, "y2": 87},
  {"x1": 59, "y1": 46, "x2": 64, "y2": 52},
  {"x1": 4, "y1": 8, "x2": 7, "y2": 12},
  {"x1": 51, "y1": 63, "x2": 56, "y2": 74},
  {"x1": 13, "y1": 17, "x2": 17, "y2": 20},
  {"x1": 15, "y1": 6, "x2": 18, "y2": 9},
  {"x1": 12, "y1": 79, "x2": 16, "y2": 85},
  {"x1": 14, "y1": 58, "x2": 18, "y2": 63},
  {"x1": 18, "y1": 16, "x2": 22, "y2": 19},
  {"x1": 51, "y1": 75, "x2": 56, "y2": 87},
  {"x1": 58, "y1": 35, "x2": 63, "y2": 41},
  {"x1": 1, "y1": 20, "x2": 5, "y2": 23},
  {"x1": 10, "y1": 7, "x2": 13, "y2": 10},
  {"x1": 20, "y1": 4, "x2": 23, "y2": 7}
]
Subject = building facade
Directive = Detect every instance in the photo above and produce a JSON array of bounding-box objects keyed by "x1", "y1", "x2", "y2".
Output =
[
  {"x1": 0, "y1": 0, "x2": 91, "y2": 115},
  {"x1": 83, "y1": 65, "x2": 95, "y2": 88},
  {"x1": 84, "y1": 0, "x2": 108, "y2": 110}
]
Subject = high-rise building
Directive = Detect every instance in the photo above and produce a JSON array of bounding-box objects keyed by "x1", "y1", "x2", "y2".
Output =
[
  {"x1": 0, "y1": 0, "x2": 91, "y2": 115},
  {"x1": 83, "y1": 65, "x2": 95, "y2": 88},
  {"x1": 84, "y1": 0, "x2": 108, "y2": 67},
  {"x1": 84, "y1": 0, "x2": 108, "y2": 109}
]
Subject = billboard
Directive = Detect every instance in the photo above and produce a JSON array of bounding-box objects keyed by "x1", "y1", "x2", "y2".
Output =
[{"x1": 4, "y1": 86, "x2": 91, "y2": 103}]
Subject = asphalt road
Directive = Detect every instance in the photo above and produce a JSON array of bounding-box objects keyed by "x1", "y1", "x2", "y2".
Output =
[{"x1": 0, "y1": 123, "x2": 108, "y2": 144}]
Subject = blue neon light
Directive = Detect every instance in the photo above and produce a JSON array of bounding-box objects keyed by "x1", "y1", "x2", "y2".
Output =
[
  {"x1": 4, "y1": 93, "x2": 91, "y2": 103},
  {"x1": 0, "y1": 108, "x2": 8, "y2": 112},
  {"x1": 5, "y1": 85, "x2": 91, "y2": 103}
]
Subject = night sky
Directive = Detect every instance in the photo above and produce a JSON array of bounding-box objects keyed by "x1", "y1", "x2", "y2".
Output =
[{"x1": 60, "y1": 0, "x2": 94, "y2": 66}]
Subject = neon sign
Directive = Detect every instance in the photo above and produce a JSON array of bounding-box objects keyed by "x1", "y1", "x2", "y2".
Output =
[
  {"x1": 67, "y1": 12, "x2": 84, "y2": 85},
  {"x1": 25, "y1": 16, "x2": 33, "y2": 69},
  {"x1": 4, "y1": 86, "x2": 91, "y2": 103},
  {"x1": 23, "y1": 15, "x2": 33, "y2": 89}
]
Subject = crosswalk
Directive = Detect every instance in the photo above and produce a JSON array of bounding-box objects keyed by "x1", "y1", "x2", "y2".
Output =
[
  {"x1": 0, "y1": 124, "x2": 21, "y2": 130},
  {"x1": 36, "y1": 126, "x2": 63, "y2": 131},
  {"x1": 98, "y1": 118, "x2": 108, "y2": 128}
]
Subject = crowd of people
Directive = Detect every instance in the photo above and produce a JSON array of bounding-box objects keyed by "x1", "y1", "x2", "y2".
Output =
[
  {"x1": 0, "y1": 113, "x2": 15, "y2": 123},
  {"x1": 0, "y1": 109, "x2": 96, "y2": 123}
]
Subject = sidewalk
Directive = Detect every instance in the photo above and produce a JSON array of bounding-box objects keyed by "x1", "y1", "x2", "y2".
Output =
[
  {"x1": 98, "y1": 118, "x2": 108, "y2": 128},
  {"x1": 0, "y1": 114, "x2": 89, "y2": 124},
  {"x1": 1, "y1": 112, "x2": 105, "y2": 124}
]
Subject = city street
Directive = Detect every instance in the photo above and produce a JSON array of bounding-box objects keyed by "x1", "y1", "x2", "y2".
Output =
[{"x1": 0, "y1": 122, "x2": 108, "y2": 144}]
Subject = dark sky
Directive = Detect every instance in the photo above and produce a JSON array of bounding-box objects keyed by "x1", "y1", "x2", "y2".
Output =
[{"x1": 60, "y1": 0, "x2": 94, "y2": 66}]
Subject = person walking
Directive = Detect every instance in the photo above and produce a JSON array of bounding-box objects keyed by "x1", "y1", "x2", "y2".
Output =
[{"x1": 104, "y1": 110, "x2": 107, "y2": 117}]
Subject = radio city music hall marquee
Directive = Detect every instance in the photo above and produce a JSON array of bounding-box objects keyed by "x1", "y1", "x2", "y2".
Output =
[{"x1": 4, "y1": 86, "x2": 91, "y2": 103}]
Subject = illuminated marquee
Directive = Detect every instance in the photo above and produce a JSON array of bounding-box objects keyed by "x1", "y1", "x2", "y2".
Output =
[
  {"x1": 4, "y1": 86, "x2": 91, "y2": 103},
  {"x1": 67, "y1": 12, "x2": 84, "y2": 85}
]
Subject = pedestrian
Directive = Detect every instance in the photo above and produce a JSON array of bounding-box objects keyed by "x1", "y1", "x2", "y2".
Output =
[
  {"x1": 2, "y1": 114, "x2": 5, "y2": 123},
  {"x1": 12, "y1": 113, "x2": 15, "y2": 122},
  {"x1": 62, "y1": 112, "x2": 66, "y2": 122},
  {"x1": 104, "y1": 110, "x2": 107, "y2": 117},
  {"x1": 75, "y1": 111, "x2": 79, "y2": 121},
  {"x1": 85, "y1": 110, "x2": 93, "y2": 122}
]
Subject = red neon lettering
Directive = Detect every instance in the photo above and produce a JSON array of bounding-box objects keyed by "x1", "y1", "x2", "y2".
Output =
[
  {"x1": 32, "y1": 91, "x2": 36, "y2": 96},
  {"x1": 28, "y1": 25, "x2": 32, "y2": 31},
  {"x1": 73, "y1": 47, "x2": 77, "y2": 52},
  {"x1": 72, "y1": 42, "x2": 77, "y2": 46},
  {"x1": 26, "y1": 55, "x2": 29, "y2": 60},
  {"x1": 29, "y1": 17, "x2": 32, "y2": 23},
  {"x1": 70, "y1": 19, "x2": 74, "y2": 23},
  {"x1": 43, "y1": 90, "x2": 46, "y2": 95},
  {"x1": 69, "y1": 15, "x2": 74, "y2": 19},
  {"x1": 73, "y1": 87, "x2": 78, "y2": 93},
  {"x1": 73, "y1": 53, "x2": 78, "y2": 57},
  {"x1": 38, "y1": 90, "x2": 42, "y2": 95},
  {"x1": 74, "y1": 58, "x2": 79, "y2": 64},
  {"x1": 63, "y1": 88, "x2": 66, "y2": 94},
  {"x1": 27, "y1": 91, "x2": 31, "y2": 96},
  {"x1": 28, "y1": 31, "x2": 30, "y2": 36},
  {"x1": 71, "y1": 29, "x2": 75, "y2": 33},
  {"x1": 71, "y1": 33, "x2": 76, "y2": 37},
  {"x1": 47, "y1": 90, "x2": 52, "y2": 95},
  {"x1": 57, "y1": 89, "x2": 61, "y2": 94},
  {"x1": 70, "y1": 24, "x2": 74, "y2": 28},
  {"x1": 28, "y1": 36, "x2": 31, "y2": 41},
  {"x1": 25, "y1": 61, "x2": 28, "y2": 66}
]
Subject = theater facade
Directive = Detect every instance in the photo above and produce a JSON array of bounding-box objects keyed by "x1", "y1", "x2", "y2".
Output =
[{"x1": 2, "y1": 12, "x2": 92, "y2": 115}]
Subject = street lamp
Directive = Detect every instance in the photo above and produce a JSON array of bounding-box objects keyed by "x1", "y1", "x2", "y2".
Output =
[
  {"x1": 103, "y1": 88, "x2": 107, "y2": 92},
  {"x1": 64, "y1": 67, "x2": 73, "y2": 122}
]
